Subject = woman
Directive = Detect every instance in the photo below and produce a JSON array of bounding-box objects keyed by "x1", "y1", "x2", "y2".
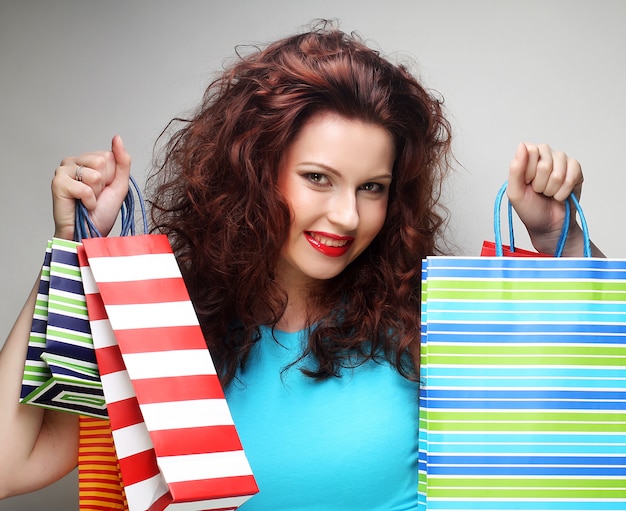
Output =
[{"x1": 0, "y1": 23, "x2": 599, "y2": 510}]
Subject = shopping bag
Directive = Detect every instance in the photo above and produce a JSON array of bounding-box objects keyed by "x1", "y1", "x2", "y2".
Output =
[
  {"x1": 79, "y1": 234, "x2": 259, "y2": 511},
  {"x1": 19, "y1": 177, "x2": 146, "y2": 417},
  {"x1": 418, "y1": 184, "x2": 626, "y2": 510},
  {"x1": 19, "y1": 237, "x2": 106, "y2": 417},
  {"x1": 78, "y1": 416, "x2": 129, "y2": 511}
]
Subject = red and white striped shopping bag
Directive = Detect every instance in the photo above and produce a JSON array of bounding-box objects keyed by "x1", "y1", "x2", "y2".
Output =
[{"x1": 77, "y1": 235, "x2": 258, "y2": 511}]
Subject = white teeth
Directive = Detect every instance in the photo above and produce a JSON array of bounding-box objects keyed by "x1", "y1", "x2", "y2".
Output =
[{"x1": 310, "y1": 233, "x2": 347, "y2": 247}]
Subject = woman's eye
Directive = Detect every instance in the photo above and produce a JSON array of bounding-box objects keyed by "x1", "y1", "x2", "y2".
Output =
[
  {"x1": 306, "y1": 173, "x2": 328, "y2": 185},
  {"x1": 361, "y1": 182, "x2": 385, "y2": 193}
]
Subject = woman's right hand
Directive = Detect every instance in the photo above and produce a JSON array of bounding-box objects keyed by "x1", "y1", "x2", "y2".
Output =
[{"x1": 51, "y1": 134, "x2": 131, "y2": 240}]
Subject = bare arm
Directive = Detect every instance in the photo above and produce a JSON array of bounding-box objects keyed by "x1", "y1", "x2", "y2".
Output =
[
  {"x1": 0, "y1": 280, "x2": 79, "y2": 498},
  {"x1": 0, "y1": 135, "x2": 131, "y2": 498}
]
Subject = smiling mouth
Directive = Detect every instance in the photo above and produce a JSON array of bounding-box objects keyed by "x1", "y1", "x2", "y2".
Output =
[
  {"x1": 305, "y1": 231, "x2": 354, "y2": 257},
  {"x1": 307, "y1": 232, "x2": 351, "y2": 247}
]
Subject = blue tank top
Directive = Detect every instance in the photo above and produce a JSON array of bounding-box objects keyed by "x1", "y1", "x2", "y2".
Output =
[{"x1": 224, "y1": 326, "x2": 420, "y2": 510}]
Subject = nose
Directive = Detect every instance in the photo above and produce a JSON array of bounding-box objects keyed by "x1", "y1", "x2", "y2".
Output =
[{"x1": 327, "y1": 191, "x2": 359, "y2": 232}]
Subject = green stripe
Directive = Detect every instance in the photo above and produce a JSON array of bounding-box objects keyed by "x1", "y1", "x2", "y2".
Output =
[
  {"x1": 49, "y1": 294, "x2": 86, "y2": 307},
  {"x1": 425, "y1": 411, "x2": 626, "y2": 422},
  {"x1": 59, "y1": 394, "x2": 105, "y2": 407},
  {"x1": 426, "y1": 355, "x2": 626, "y2": 366},
  {"x1": 427, "y1": 345, "x2": 626, "y2": 357},
  {"x1": 50, "y1": 266, "x2": 82, "y2": 279},
  {"x1": 41, "y1": 354, "x2": 99, "y2": 377},
  {"x1": 47, "y1": 302, "x2": 88, "y2": 316},
  {"x1": 45, "y1": 328, "x2": 92, "y2": 344},
  {"x1": 51, "y1": 238, "x2": 81, "y2": 250},
  {"x1": 422, "y1": 420, "x2": 626, "y2": 433},
  {"x1": 429, "y1": 280, "x2": 626, "y2": 292},
  {"x1": 428, "y1": 478, "x2": 626, "y2": 489},
  {"x1": 427, "y1": 488, "x2": 626, "y2": 498}
]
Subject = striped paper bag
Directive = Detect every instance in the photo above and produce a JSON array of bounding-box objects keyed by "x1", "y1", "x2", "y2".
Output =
[
  {"x1": 78, "y1": 416, "x2": 128, "y2": 511},
  {"x1": 78, "y1": 235, "x2": 258, "y2": 511},
  {"x1": 418, "y1": 258, "x2": 626, "y2": 510},
  {"x1": 20, "y1": 238, "x2": 106, "y2": 417}
]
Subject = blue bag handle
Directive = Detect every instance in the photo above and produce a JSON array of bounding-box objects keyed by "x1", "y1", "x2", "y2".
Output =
[
  {"x1": 73, "y1": 175, "x2": 148, "y2": 242},
  {"x1": 494, "y1": 181, "x2": 591, "y2": 257}
]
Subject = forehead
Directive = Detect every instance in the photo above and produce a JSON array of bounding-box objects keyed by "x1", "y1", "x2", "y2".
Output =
[{"x1": 283, "y1": 112, "x2": 395, "y2": 174}]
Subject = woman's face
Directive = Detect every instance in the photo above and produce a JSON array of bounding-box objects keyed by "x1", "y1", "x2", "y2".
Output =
[{"x1": 277, "y1": 112, "x2": 394, "y2": 290}]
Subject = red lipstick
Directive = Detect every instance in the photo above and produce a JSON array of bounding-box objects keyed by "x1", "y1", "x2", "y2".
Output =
[{"x1": 305, "y1": 231, "x2": 354, "y2": 257}]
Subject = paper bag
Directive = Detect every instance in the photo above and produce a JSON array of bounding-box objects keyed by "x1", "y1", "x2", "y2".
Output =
[
  {"x1": 79, "y1": 235, "x2": 259, "y2": 511},
  {"x1": 418, "y1": 186, "x2": 626, "y2": 510}
]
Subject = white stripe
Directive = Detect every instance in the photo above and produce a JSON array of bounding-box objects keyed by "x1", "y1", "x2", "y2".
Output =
[
  {"x1": 112, "y1": 422, "x2": 154, "y2": 459},
  {"x1": 139, "y1": 399, "x2": 234, "y2": 430},
  {"x1": 100, "y1": 370, "x2": 136, "y2": 403},
  {"x1": 89, "y1": 319, "x2": 117, "y2": 349},
  {"x1": 88, "y1": 253, "x2": 181, "y2": 282},
  {"x1": 157, "y1": 450, "x2": 253, "y2": 483},
  {"x1": 167, "y1": 495, "x2": 254, "y2": 510},
  {"x1": 106, "y1": 301, "x2": 200, "y2": 330},
  {"x1": 124, "y1": 473, "x2": 169, "y2": 511},
  {"x1": 80, "y1": 265, "x2": 99, "y2": 294},
  {"x1": 123, "y1": 350, "x2": 216, "y2": 379}
]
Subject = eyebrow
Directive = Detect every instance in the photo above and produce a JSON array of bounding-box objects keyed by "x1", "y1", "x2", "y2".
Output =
[{"x1": 297, "y1": 161, "x2": 393, "y2": 181}]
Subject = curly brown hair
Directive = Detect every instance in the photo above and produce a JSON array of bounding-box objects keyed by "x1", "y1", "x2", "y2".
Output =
[{"x1": 148, "y1": 21, "x2": 452, "y2": 386}]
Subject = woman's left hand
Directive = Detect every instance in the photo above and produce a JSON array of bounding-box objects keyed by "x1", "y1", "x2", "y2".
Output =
[{"x1": 507, "y1": 142, "x2": 587, "y2": 256}]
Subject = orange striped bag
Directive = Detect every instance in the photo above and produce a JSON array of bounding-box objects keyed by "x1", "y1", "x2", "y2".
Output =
[{"x1": 78, "y1": 415, "x2": 128, "y2": 511}]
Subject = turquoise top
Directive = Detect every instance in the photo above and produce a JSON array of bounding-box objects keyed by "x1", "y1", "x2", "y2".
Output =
[{"x1": 224, "y1": 326, "x2": 420, "y2": 510}]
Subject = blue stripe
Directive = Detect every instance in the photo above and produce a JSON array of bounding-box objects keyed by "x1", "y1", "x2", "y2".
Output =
[
  {"x1": 422, "y1": 501, "x2": 626, "y2": 510},
  {"x1": 425, "y1": 389, "x2": 626, "y2": 400},
  {"x1": 426, "y1": 267, "x2": 626, "y2": 279},
  {"x1": 421, "y1": 399, "x2": 626, "y2": 411},
  {"x1": 427, "y1": 465, "x2": 626, "y2": 476},
  {"x1": 50, "y1": 247, "x2": 79, "y2": 266},
  {"x1": 427, "y1": 455, "x2": 626, "y2": 466},
  {"x1": 425, "y1": 332, "x2": 626, "y2": 344},
  {"x1": 422, "y1": 377, "x2": 626, "y2": 389},
  {"x1": 423, "y1": 443, "x2": 626, "y2": 455},
  {"x1": 427, "y1": 322, "x2": 626, "y2": 334},
  {"x1": 48, "y1": 275, "x2": 85, "y2": 296},
  {"x1": 426, "y1": 256, "x2": 626, "y2": 272},
  {"x1": 424, "y1": 367, "x2": 626, "y2": 378},
  {"x1": 428, "y1": 311, "x2": 626, "y2": 323},
  {"x1": 423, "y1": 432, "x2": 626, "y2": 444},
  {"x1": 47, "y1": 313, "x2": 90, "y2": 335},
  {"x1": 45, "y1": 340, "x2": 97, "y2": 364},
  {"x1": 427, "y1": 301, "x2": 626, "y2": 313}
]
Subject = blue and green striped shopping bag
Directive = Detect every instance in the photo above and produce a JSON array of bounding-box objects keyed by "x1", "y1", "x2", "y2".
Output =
[{"x1": 418, "y1": 186, "x2": 626, "y2": 510}]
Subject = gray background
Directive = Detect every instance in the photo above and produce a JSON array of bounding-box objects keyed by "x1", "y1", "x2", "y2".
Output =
[{"x1": 1, "y1": 1, "x2": 625, "y2": 509}]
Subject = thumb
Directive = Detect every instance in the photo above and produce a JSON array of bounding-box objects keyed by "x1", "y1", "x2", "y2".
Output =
[
  {"x1": 110, "y1": 134, "x2": 131, "y2": 193},
  {"x1": 507, "y1": 142, "x2": 529, "y2": 203}
]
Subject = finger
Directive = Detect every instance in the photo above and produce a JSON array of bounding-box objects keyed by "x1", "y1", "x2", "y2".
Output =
[
  {"x1": 507, "y1": 142, "x2": 529, "y2": 203},
  {"x1": 541, "y1": 151, "x2": 568, "y2": 198},
  {"x1": 110, "y1": 135, "x2": 132, "y2": 192},
  {"x1": 530, "y1": 144, "x2": 554, "y2": 194},
  {"x1": 553, "y1": 156, "x2": 583, "y2": 202}
]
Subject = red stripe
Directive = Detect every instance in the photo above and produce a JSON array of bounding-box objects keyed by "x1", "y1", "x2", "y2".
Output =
[
  {"x1": 96, "y1": 278, "x2": 190, "y2": 305},
  {"x1": 85, "y1": 292, "x2": 108, "y2": 321},
  {"x1": 150, "y1": 425, "x2": 243, "y2": 456},
  {"x1": 106, "y1": 397, "x2": 143, "y2": 431},
  {"x1": 83, "y1": 234, "x2": 172, "y2": 258},
  {"x1": 131, "y1": 374, "x2": 224, "y2": 404},
  {"x1": 146, "y1": 491, "x2": 172, "y2": 511},
  {"x1": 77, "y1": 245, "x2": 88, "y2": 266},
  {"x1": 168, "y1": 475, "x2": 258, "y2": 502},
  {"x1": 113, "y1": 325, "x2": 207, "y2": 353},
  {"x1": 117, "y1": 448, "x2": 160, "y2": 486},
  {"x1": 95, "y1": 345, "x2": 125, "y2": 376}
]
